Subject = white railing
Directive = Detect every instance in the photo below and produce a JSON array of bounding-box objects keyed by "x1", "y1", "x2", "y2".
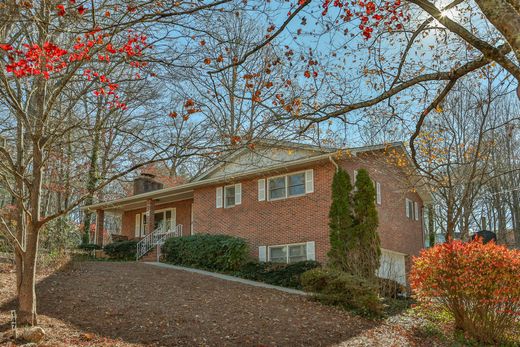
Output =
[{"x1": 136, "y1": 224, "x2": 182, "y2": 260}]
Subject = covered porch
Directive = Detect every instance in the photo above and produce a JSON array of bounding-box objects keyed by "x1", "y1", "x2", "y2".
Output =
[{"x1": 83, "y1": 186, "x2": 194, "y2": 248}]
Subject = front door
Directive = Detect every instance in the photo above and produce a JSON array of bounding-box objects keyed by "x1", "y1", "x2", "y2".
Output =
[{"x1": 142, "y1": 208, "x2": 176, "y2": 234}]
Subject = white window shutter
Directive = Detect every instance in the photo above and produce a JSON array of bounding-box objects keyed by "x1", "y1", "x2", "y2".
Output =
[
  {"x1": 258, "y1": 246, "x2": 267, "y2": 262},
  {"x1": 306, "y1": 241, "x2": 316, "y2": 261},
  {"x1": 376, "y1": 182, "x2": 381, "y2": 205},
  {"x1": 258, "y1": 179, "x2": 266, "y2": 201},
  {"x1": 235, "y1": 183, "x2": 242, "y2": 205},
  {"x1": 414, "y1": 201, "x2": 419, "y2": 221},
  {"x1": 405, "y1": 199, "x2": 410, "y2": 218},
  {"x1": 305, "y1": 169, "x2": 314, "y2": 193},
  {"x1": 135, "y1": 214, "x2": 141, "y2": 237},
  {"x1": 216, "y1": 187, "x2": 223, "y2": 208}
]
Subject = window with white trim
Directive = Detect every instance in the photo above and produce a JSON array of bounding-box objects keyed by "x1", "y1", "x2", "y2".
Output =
[
  {"x1": 375, "y1": 181, "x2": 381, "y2": 205},
  {"x1": 216, "y1": 183, "x2": 241, "y2": 208},
  {"x1": 224, "y1": 185, "x2": 236, "y2": 208},
  {"x1": 268, "y1": 243, "x2": 307, "y2": 263},
  {"x1": 268, "y1": 171, "x2": 309, "y2": 200},
  {"x1": 405, "y1": 198, "x2": 415, "y2": 220}
]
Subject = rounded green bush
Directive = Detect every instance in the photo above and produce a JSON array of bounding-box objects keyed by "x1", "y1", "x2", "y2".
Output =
[
  {"x1": 301, "y1": 267, "x2": 382, "y2": 317},
  {"x1": 162, "y1": 234, "x2": 249, "y2": 272},
  {"x1": 103, "y1": 240, "x2": 138, "y2": 260}
]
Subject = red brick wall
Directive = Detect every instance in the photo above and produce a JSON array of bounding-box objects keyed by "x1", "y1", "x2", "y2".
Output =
[
  {"x1": 121, "y1": 199, "x2": 193, "y2": 239},
  {"x1": 193, "y1": 163, "x2": 334, "y2": 262},
  {"x1": 336, "y1": 152, "x2": 424, "y2": 257},
  {"x1": 192, "y1": 152, "x2": 424, "y2": 263}
]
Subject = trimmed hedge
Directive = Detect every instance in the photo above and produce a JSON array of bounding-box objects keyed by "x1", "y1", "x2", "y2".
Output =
[
  {"x1": 103, "y1": 240, "x2": 138, "y2": 260},
  {"x1": 301, "y1": 267, "x2": 382, "y2": 317},
  {"x1": 237, "y1": 261, "x2": 321, "y2": 289},
  {"x1": 162, "y1": 234, "x2": 249, "y2": 272},
  {"x1": 78, "y1": 243, "x2": 101, "y2": 251}
]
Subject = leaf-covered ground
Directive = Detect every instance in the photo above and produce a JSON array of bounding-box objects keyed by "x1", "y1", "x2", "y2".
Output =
[{"x1": 1, "y1": 261, "x2": 445, "y2": 346}]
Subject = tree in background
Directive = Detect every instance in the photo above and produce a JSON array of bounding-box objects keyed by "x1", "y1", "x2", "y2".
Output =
[
  {"x1": 352, "y1": 169, "x2": 381, "y2": 280},
  {"x1": 328, "y1": 168, "x2": 353, "y2": 271}
]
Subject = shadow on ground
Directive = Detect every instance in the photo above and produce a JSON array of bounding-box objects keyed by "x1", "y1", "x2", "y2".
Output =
[{"x1": 1, "y1": 261, "x2": 379, "y2": 346}]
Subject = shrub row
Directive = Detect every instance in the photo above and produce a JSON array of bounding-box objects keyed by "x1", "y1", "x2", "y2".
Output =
[
  {"x1": 236, "y1": 260, "x2": 321, "y2": 289},
  {"x1": 162, "y1": 234, "x2": 249, "y2": 271},
  {"x1": 103, "y1": 240, "x2": 137, "y2": 260},
  {"x1": 301, "y1": 267, "x2": 383, "y2": 317}
]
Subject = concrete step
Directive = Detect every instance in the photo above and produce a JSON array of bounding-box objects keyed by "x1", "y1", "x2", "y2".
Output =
[{"x1": 139, "y1": 246, "x2": 161, "y2": 262}]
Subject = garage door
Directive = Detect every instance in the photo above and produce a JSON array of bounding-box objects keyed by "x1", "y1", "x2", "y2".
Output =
[{"x1": 377, "y1": 249, "x2": 406, "y2": 286}]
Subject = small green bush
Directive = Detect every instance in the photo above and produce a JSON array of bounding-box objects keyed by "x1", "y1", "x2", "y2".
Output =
[
  {"x1": 301, "y1": 267, "x2": 382, "y2": 317},
  {"x1": 103, "y1": 240, "x2": 138, "y2": 260},
  {"x1": 78, "y1": 243, "x2": 101, "y2": 251},
  {"x1": 162, "y1": 234, "x2": 249, "y2": 272},
  {"x1": 237, "y1": 260, "x2": 321, "y2": 289}
]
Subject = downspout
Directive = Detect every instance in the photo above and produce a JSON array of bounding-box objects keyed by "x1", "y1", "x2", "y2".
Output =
[{"x1": 328, "y1": 155, "x2": 339, "y2": 172}]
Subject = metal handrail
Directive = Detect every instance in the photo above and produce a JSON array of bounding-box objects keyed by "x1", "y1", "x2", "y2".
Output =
[{"x1": 136, "y1": 224, "x2": 182, "y2": 260}]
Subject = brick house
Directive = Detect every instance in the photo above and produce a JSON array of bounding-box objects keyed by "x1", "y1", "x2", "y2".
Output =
[{"x1": 83, "y1": 140, "x2": 431, "y2": 285}]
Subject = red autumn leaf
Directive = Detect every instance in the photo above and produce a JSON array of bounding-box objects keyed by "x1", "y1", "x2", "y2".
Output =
[
  {"x1": 303, "y1": 70, "x2": 310, "y2": 78},
  {"x1": 78, "y1": 5, "x2": 86, "y2": 15},
  {"x1": 56, "y1": 4, "x2": 66, "y2": 16},
  {"x1": 203, "y1": 57, "x2": 211, "y2": 65},
  {"x1": 0, "y1": 44, "x2": 13, "y2": 51},
  {"x1": 184, "y1": 99, "x2": 195, "y2": 108}
]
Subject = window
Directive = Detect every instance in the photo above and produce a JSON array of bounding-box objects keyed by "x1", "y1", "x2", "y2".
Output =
[
  {"x1": 376, "y1": 181, "x2": 381, "y2": 205},
  {"x1": 224, "y1": 185, "x2": 236, "y2": 208},
  {"x1": 216, "y1": 183, "x2": 241, "y2": 208},
  {"x1": 269, "y1": 246, "x2": 287, "y2": 263},
  {"x1": 405, "y1": 198, "x2": 415, "y2": 220},
  {"x1": 141, "y1": 208, "x2": 176, "y2": 234},
  {"x1": 288, "y1": 173, "x2": 305, "y2": 196},
  {"x1": 269, "y1": 177, "x2": 286, "y2": 200},
  {"x1": 269, "y1": 243, "x2": 308, "y2": 263},
  {"x1": 268, "y1": 172, "x2": 308, "y2": 200}
]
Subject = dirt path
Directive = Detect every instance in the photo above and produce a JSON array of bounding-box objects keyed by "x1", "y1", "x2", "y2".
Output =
[{"x1": 1, "y1": 261, "x2": 379, "y2": 346}]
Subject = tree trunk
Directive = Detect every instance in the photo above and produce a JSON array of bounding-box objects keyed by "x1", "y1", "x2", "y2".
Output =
[
  {"x1": 428, "y1": 205, "x2": 435, "y2": 247},
  {"x1": 17, "y1": 225, "x2": 39, "y2": 325},
  {"x1": 82, "y1": 112, "x2": 102, "y2": 244}
]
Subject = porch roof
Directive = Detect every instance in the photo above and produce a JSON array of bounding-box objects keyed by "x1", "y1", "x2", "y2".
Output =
[{"x1": 82, "y1": 150, "x2": 335, "y2": 213}]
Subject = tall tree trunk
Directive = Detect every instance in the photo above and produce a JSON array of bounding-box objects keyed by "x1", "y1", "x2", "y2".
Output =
[
  {"x1": 17, "y1": 223, "x2": 39, "y2": 325},
  {"x1": 428, "y1": 204, "x2": 435, "y2": 247},
  {"x1": 17, "y1": 134, "x2": 44, "y2": 325},
  {"x1": 81, "y1": 112, "x2": 102, "y2": 244}
]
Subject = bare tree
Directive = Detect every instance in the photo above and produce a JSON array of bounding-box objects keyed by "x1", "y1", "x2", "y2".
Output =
[{"x1": 0, "y1": 0, "x2": 243, "y2": 325}]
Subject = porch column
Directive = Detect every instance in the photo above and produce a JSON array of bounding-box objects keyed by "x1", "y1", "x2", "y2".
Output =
[
  {"x1": 95, "y1": 209, "x2": 105, "y2": 246},
  {"x1": 146, "y1": 199, "x2": 155, "y2": 234}
]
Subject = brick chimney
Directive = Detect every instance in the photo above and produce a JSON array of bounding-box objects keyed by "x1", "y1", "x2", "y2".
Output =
[{"x1": 133, "y1": 173, "x2": 164, "y2": 195}]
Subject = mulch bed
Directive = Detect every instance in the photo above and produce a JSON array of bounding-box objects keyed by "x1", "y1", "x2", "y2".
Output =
[{"x1": 1, "y1": 261, "x2": 381, "y2": 346}]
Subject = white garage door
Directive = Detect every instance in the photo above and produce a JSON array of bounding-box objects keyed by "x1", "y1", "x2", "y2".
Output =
[{"x1": 377, "y1": 249, "x2": 406, "y2": 286}]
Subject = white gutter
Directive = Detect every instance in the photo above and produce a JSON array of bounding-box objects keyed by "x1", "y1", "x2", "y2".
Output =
[
  {"x1": 328, "y1": 155, "x2": 339, "y2": 172},
  {"x1": 82, "y1": 142, "x2": 405, "y2": 212}
]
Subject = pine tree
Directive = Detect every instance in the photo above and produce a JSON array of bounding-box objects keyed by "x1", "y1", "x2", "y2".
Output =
[
  {"x1": 327, "y1": 168, "x2": 353, "y2": 271},
  {"x1": 352, "y1": 169, "x2": 381, "y2": 280}
]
